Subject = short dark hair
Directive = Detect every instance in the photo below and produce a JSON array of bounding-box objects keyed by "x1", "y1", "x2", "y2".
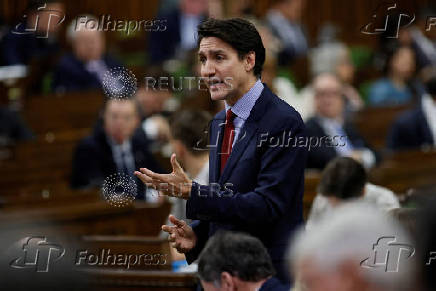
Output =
[
  {"x1": 197, "y1": 18, "x2": 265, "y2": 78},
  {"x1": 198, "y1": 231, "x2": 275, "y2": 284},
  {"x1": 169, "y1": 110, "x2": 212, "y2": 155},
  {"x1": 318, "y1": 157, "x2": 367, "y2": 199}
]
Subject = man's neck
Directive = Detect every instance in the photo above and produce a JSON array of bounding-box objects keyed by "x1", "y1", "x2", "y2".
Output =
[{"x1": 226, "y1": 77, "x2": 258, "y2": 106}]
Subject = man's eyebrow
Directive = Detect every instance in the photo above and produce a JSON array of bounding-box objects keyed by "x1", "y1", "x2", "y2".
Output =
[{"x1": 198, "y1": 49, "x2": 226, "y2": 56}]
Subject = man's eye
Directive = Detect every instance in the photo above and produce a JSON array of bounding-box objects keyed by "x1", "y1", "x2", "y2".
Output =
[
  {"x1": 216, "y1": 55, "x2": 224, "y2": 61},
  {"x1": 199, "y1": 57, "x2": 206, "y2": 64}
]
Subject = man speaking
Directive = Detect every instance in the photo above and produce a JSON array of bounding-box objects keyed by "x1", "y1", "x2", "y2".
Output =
[{"x1": 135, "y1": 18, "x2": 307, "y2": 288}]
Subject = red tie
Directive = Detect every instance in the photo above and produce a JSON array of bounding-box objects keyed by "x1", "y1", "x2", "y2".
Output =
[{"x1": 221, "y1": 109, "x2": 236, "y2": 174}]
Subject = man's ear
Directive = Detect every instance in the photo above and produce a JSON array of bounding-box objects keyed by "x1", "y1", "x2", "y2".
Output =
[
  {"x1": 220, "y1": 271, "x2": 235, "y2": 291},
  {"x1": 245, "y1": 51, "x2": 256, "y2": 72}
]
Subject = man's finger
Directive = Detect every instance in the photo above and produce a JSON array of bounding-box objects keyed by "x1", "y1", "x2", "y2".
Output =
[
  {"x1": 169, "y1": 215, "x2": 187, "y2": 228},
  {"x1": 171, "y1": 153, "x2": 183, "y2": 173},
  {"x1": 141, "y1": 168, "x2": 170, "y2": 183},
  {"x1": 161, "y1": 224, "x2": 176, "y2": 234},
  {"x1": 134, "y1": 171, "x2": 154, "y2": 184}
]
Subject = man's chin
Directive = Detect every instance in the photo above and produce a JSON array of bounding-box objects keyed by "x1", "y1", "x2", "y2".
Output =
[{"x1": 209, "y1": 90, "x2": 228, "y2": 101}]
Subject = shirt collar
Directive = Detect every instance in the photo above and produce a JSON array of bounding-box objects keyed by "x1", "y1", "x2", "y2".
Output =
[
  {"x1": 225, "y1": 79, "x2": 264, "y2": 120},
  {"x1": 107, "y1": 136, "x2": 132, "y2": 152},
  {"x1": 318, "y1": 116, "x2": 344, "y2": 128}
]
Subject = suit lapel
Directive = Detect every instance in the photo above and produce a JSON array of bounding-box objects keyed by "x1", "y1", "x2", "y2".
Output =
[
  {"x1": 209, "y1": 112, "x2": 226, "y2": 183},
  {"x1": 219, "y1": 121, "x2": 258, "y2": 183},
  {"x1": 218, "y1": 85, "x2": 272, "y2": 183}
]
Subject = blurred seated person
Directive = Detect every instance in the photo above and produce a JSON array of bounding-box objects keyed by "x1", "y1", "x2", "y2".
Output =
[
  {"x1": 148, "y1": 0, "x2": 208, "y2": 64},
  {"x1": 301, "y1": 39, "x2": 364, "y2": 120},
  {"x1": 166, "y1": 110, "x2": 211, "y2": 270},
  {"x1": 310, "y1": 29, "x2": 364, "y2": 111},
  {"x1": 0, "y1": 106, "x2": 33, "y2": 145},
  {"x1": 134, "y1": 83, "x2": 173, "y2": 148},
  {"x1": 52, "y1": 16, "x2": 120, "y2": 93},
  {"x1": 198, "y1": 231, "x2": 289, "y2": 291},
  {"x1": 306, "y1": 157, "x2": 399, "y2": 230},
  {"x1": 71, "y1": 98, "x2": 162, "y2": 201},
  {"x1": 265, "y1": 0, "x2": 307, "y2": 66},
  {"x1": 305, "y1": 73, "x2": 377, "y2": 169},
  {"x1": 291, "y1": 203, "x2": 414, "y2": 291},
  {"x1": 387, "y1": 75, "x2": 436, "y2": 150},
  {"x1": 168, "y1": 110, "x2": 211, "y2": 221},
  {"x1": 1, "y1": 0, "x2": 63, "y2": 65},
  {"x1": 368, "y1": 46, "x2": 416, "y2": 106}
]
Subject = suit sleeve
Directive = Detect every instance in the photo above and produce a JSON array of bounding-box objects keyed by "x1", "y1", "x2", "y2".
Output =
[
  {"x1": 186, "y1": 119, "x2": 307, "y2": 225},
  {"x1": 71, "y1": 140, "x2": 104, "y2": 189},
  {"x1": 184, "y1": 220, "x2": 209, "y2": 264}
]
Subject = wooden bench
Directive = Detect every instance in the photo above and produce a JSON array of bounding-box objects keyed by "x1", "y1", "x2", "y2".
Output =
[
  {"x1": 0, "y1": 199, "x2": 171, "y2": 237},
  {"x1": 352, "y1": 104, "x2": 411, "y2": 150}
]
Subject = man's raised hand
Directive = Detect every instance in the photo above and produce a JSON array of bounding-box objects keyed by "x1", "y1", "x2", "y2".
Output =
[
  {"x1": 134, "y1": 153, "x2": 193, "y2": 199},
  {"x1": 162, "y1": 215, "x2": 197, "y2": 254}
]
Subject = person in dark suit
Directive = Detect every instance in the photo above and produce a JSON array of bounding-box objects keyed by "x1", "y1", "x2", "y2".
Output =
[
  {"x1": 0, "y1": 0, "x2": 64, "y2": 65},
  {"x1": 148, "y1": 0, "x2": 207, "y2": 64},
  {"x1": 305, "y1": 73, "x2": 376, "y2": 170},
  {"x1": 52, "y1": 17, "x2": 120, "y2": 93},
  {"x1": 197, "y1": 231, "x2": 289, "y2": 291},
  {"x1": 135, "y1": 18, "x2": 307, "y2": 289},
  {"x1": 71, "y1": 98, "x2": 161, "y2": 201},
  {"x1": 0, "y1": 106, "x2": 34, "y2": 145},
  {"x1": 387, "y1": 76, "x2": 436, "y2": 150}
]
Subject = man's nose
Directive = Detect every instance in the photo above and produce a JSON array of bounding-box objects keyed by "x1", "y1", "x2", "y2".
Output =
[{"x1": 201, "y1": 60, "x2": 216, "y2": 77}]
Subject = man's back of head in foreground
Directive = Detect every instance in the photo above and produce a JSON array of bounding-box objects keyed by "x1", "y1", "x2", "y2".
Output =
[
  {"x1": 198, "y1": 231, "x2": 275, "y2": 291},
  {"x1": 290, "y1": 203, "x2": 416, "y2": 291}
]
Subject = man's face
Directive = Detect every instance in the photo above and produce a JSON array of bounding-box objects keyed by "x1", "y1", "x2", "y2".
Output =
[
  {"x1": 104, "y1": 100, "x2": 139, "y2": 144},
  {"x1": 391, "y1": 47, "x2": 415, "y2": 80},
  {"x1": 73, "y1": 29, "x2": 105, "y2": 62},
  {"x1": 314, "y1": 75, "x2": 344, "y2": 119},
  {"x1": 135, "y1": 87, "x2": 170, "y2": 116},
  {"x1": 198, "y1": 37, "x2": 253, "y2": 103}
]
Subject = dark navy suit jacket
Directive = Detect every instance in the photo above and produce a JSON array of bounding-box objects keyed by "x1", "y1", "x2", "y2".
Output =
[
  {"x1": 305, "y1": 116, "x2": 376, "y2": 169},
  {"x1": 387, "y1": 106, "x2": 434, "y2": 150},
  {"x1": 52, "y1": 53, "x2": 120, "y2": 92},
  {"x1": 185, "y1": 85, "x2": 307, "y2": 285},
  {"x1": 71, "y1": 126, "x2": 162, "y2": 200}
]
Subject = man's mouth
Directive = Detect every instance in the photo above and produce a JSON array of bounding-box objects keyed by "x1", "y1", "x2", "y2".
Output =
[{"x1": 208, "y1": 79, "x2": 225, "y2": 90}]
